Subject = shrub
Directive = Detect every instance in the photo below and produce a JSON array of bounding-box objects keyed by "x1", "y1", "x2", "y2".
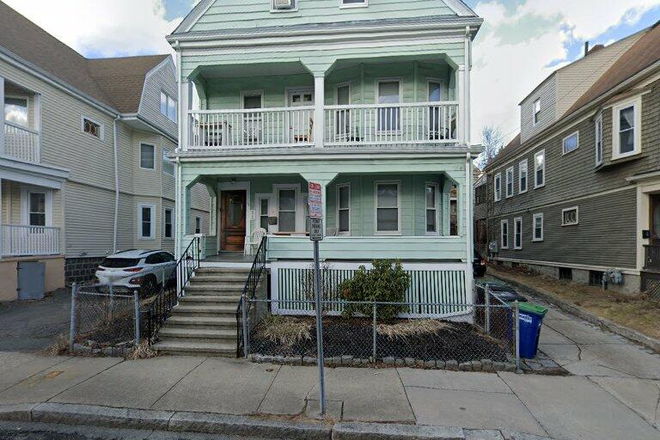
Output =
[
  {"x1": 261, "y1": 315, "x2": 312, "y2": 347},
  {"x1": 339, "y1": 259, "x2": 411, "y2": 321}
]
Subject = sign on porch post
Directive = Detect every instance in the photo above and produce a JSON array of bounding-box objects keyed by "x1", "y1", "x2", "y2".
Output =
[{"x1": 308, "y1": 182, "x2": 326, "y2": 416}]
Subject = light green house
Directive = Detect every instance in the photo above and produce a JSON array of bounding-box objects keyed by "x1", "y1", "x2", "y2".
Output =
[{"x1": 168, "y1": 0, "x2": 483, "y2": 317}]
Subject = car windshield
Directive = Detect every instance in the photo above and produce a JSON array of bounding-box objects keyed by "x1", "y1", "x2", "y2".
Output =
[{"x1": 100, "y1": 258, "x2": 141, "y2": 268}]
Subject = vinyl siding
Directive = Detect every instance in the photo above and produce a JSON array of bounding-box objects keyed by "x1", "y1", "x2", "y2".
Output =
[
  {"x1": 520, "y1": 75, "x2": 556, "y2": 143},
  {"x1": 138, "y1": 58, "x2": 177, "y2": 140}
]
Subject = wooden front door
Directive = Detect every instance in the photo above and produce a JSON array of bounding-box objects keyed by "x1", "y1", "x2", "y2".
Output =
[{"x1": 221, "y1": 190, "x2": 246, "y2": 251}]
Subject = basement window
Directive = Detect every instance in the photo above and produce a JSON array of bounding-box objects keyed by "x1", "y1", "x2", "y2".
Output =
[
  {"x1": 559, "y1": 267, "x2": 573, "y2": 281},
  {"x1": 341, "y1": 0, "x2": 367, "y2": 7}
]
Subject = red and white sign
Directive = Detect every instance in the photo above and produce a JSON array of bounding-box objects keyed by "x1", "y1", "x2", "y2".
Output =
[{"x1": 308, "y1": 182, "x2": 323, "y2": 219}]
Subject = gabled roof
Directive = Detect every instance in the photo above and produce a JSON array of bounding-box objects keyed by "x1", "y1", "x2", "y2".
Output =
[
  {"x1": 485, "y1": 134, "x2": 520, "y2": 172},
  {"x1": 0, "y1": 1, "x2": 169, "y2": 114}
]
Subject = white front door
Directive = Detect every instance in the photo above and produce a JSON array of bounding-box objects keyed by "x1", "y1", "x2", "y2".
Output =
[{"x1": 287, "y1": 89, "x2": 313, "y2": 143}]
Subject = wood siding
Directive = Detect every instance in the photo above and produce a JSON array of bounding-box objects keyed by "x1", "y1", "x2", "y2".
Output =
[{"x1": 138, "y1": 58, "x2": 177, "y2": 140}]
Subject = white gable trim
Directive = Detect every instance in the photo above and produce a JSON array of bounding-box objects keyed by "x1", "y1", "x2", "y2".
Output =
[
  {"x1": 172, "y1": 0, "x2": 216, "y2": 35},
  {"x1": 137, "y1": 56, "x2": 174, "y2": 116},
  {"x1": 443, "y1": 0, "x2": 477, "y2": 16}
]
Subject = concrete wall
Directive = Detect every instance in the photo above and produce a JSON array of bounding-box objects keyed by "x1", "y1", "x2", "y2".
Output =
[{"x1": 0, "y1": 256, "x2": 65, "y2": 302}]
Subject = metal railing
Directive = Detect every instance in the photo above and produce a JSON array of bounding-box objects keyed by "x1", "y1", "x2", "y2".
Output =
[
  {"x1": 3, "y1": 121, "x2": 40, "y2": 163},
  {"x1": 1, "y1": 224, "x2": 60, "y2": 256},
  {"x1": 644, "y1": 245, "x2": 660, "y2": 271},
  {"x1": 324, "y1": 101, "x2": 459, "y2": 146},
  {"x1": 237, "y1": 236, "x2": 268, "y2": 357},
  {"x1": 189, "y1": 107, "x2": 315, "y2": 149}
]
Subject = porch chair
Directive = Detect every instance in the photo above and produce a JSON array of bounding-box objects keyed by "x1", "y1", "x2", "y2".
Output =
[{"x1": 245, "y1": 227, "x2": 267, "y2": 256}]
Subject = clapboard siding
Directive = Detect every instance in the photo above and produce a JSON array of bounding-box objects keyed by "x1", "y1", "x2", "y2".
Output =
[
  {"x1": 520, "y1": 76, "x2": 556, "y2": 144},
  {"x1": 138, "y1": 58, "x2": 177, "y2": 140}
]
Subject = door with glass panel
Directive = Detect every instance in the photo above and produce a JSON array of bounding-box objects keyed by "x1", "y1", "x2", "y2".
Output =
[
  {"x1": 377, "y1": 81, "x2": 401, "y2": 134},
  {"x1": 243, "y1": 94, "x2": 263, "y2": 145},
  {"x1": 335, "y1": 84, "x2": 351, "y2": 140},
  {"x1": 221, "y1": 190, "x2": 246, "y2": 251},
  {"x1": 277, "y1": 189, "x2": 297, "y2": 233},
  {"x1": 428, "y1": 81, "x2": 442, "y2": 140},
  {"x1": 288, "y1": 89, "x2": 313, "y2": 143}
]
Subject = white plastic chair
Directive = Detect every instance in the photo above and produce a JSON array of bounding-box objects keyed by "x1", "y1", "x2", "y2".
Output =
[{"x1": 245, "y1": 228, "x2": 267, "y2": 256}]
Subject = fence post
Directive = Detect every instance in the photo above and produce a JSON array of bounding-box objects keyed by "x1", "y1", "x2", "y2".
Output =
[
  {"x1": 134, "y1": 290, "x2": 141, "y2": 346},
  {"x1": 109, "y1": 283, "x2": 115, "y2": 320},
  {"x1": 69, "y1": 282, "x2": 77, "y2": 352},
  {"x1": 514, "y1": 300, "x2": 520, "y2": 372},
  {"x1": 372, "y1": 302, "x2": 377, "y2": 363},
  {"x1": 242, "y1": 296, "x2": 249, "y2": 357},
  {"x1": 484, "y1": 283, "x2": 491, "y2": 335}
]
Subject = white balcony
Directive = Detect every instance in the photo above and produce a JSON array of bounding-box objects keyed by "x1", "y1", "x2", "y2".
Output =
[
  {"x1": 3, "y1": 122, "x2": 40, "y2": 163},
  {"x1": 1, "y1": 225, "x2": 60, "y2": 257}
]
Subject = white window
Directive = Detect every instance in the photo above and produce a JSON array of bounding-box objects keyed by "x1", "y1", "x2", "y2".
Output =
[
  {"x1": 534, "y1": 150, "x2": 545, "y2": 188},
  {"x1": 533, "y1": 99, "x2": 541, "y2": 125},
  {"x1": 500, "y1": 219, "x2": 509, "y2": 249},
  {"x1": 4, "y1": 96, "x2": 28, "y2": 126},
  {"x1": 160, "y1": 91, "x2": 177, "y2": 122},
  {"x1": 494, "y1": 173, "x2": 502, "y2": 202},
  {"x1": 613, "y1": 98, "x2": 641, "y2": 159},
  {"x1": 162, "y1": 149, "x2": 174, "y2": 175},
  {"x1": 277, "y1": 188, "x2": 297, "y2": 233},
  {"x1": 505, "y1": 167, "x2": 514, "y2": 198},
  {"x1": 514, "y1": 217, "x2": 522, "y2": 250},
  {"x1": 425, "y1": 183, "x2": 439, "y2": 235},
  {"x1": 82, "y1": 116, "x2": 103, "y2": 140},
  {"x1": 271, "y1": 0, "x2": 297, "y2": 11},
  {"x1": 595, "y1": 115, "x2": 603, "y2": 166},
  {"x1": 140, "y1": 143, "x2": 155, "y2": 170},
  {"x1": 562, "y1": 131, "x2": 579, "y2": 155},
  {"x1": 341, "y1": 0, "x2": 367, "y2": 7},
  {"x1": 163, "y1": 208, "x2": 173, "y2": 239},
  {"x1": 28, "y1": 192, "x2": 46, "y2": 226},
  {"x1": 242, "y1": 91, "x2": 263, "y2": 143},
  {"x1": 519, "y1": 159, "x2": 528, "y2": 194},
  {"x1": 257, "y1": 196, "x2": 271, "y2": 231},
  {"x1": 533, "y1": 213, "x2": 544, "y2": 242},
  {"x1": 195, "y1": 216, "x2": 202, "y2": 234},
  {"x1": 377, "y1": 80, "x2": 401, "y2": 132},
  {"x1": 138, "y1": 204, "x2": 155, "y2": 239},
  {"x1": 336, "y1": 183, "x2": 351, "y2": 235},
  {"x1": 375, "y1": 182, "x2": 400, "y2": 234},
  {"x1": 562, "y1": 207, "x2": 579, "y2": 226},
  {"x1": 335, "y1": 84, "x2": 351, "y2": 138}
]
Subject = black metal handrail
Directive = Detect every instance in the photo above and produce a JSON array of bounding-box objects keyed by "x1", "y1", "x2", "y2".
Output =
[
  {"x1": 144, "y1": 236, "x2": 202, "y2": 344},
  {"x1": 237, "y1": 236, "x2": 267, "y2": 357}
]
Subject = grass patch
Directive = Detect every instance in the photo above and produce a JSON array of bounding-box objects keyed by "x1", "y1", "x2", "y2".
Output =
[
  {"x1": 262, "y1": 315, "x2": 312, "y2": 347},
  {"x1": 377, "y1": 319, "x2": 452, "y2": 340}
]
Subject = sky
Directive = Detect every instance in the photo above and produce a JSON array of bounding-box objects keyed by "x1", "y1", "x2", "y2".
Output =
[{"x1": 4, "y1": 0, "x2": 660, "y2": 144}]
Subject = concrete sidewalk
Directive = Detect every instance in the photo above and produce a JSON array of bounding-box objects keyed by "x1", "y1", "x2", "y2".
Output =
[{"x1": 1, "y1": 349, "x2": 659, "y2": 440}]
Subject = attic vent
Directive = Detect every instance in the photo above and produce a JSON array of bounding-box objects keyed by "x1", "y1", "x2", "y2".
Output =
[{"x1": 272, "y1": 0, "x2": 295, "y2": 10}]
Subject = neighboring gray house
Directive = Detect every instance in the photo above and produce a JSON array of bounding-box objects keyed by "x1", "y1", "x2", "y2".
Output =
[
  {"x1": 482, "y1": 22, "x2": 660, "y2": 294},
  {"x1": 0, "y1": 1, "x2": 210, "y2": 301}
]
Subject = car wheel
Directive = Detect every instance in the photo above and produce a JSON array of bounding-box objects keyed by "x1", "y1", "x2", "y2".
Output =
[{"x1": 141, "y1": 276, "x2": 158, "y2": 297}]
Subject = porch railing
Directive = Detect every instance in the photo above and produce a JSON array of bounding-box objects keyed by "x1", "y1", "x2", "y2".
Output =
[
  {"x1": 237, "y1": 236, "x2": 267, "y2": 357},
  {"x1": 3, "y1": 122, "x2": 40, "y2": 163},
  {"x1": 1, "y1": 225, "x2": 60, "y2": 256},
  {"x1": 189, "y1": 107, "x2": 315, "y2": 149},
  {"x1": 324, "y1": 101, "x2": 459, "y2": 146},
  {"x1": 644, "y1": 245, "x2": 660, "y2": 271}
]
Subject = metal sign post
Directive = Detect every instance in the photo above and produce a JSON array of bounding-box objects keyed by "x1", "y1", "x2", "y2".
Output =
[{"x1": 308, "y1": 182, "x2": 326, "y2": 416}]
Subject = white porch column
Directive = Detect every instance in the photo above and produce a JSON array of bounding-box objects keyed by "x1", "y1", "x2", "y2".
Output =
[
  {"x1": 313, "y1": 75, "x2": 325, "y2": 148},
  {"x1": 34, "y1": 93, "x2": 42, "y2": 162},
  {"x1": 457, "y1": 65, "x2": 466, "y2": 145},
  {"x1": 0, "y1": 175, "x2": 3, "y2": 258},
  {"x1": 465, "y1": 153, "x2": 474, "y2": 300},
  {"x1": 180, "y1": 80, "x2": 192, "y2": 152},
  {"x1": 0, "y1": 76, "x2": 5, "y2": 155},
  {"x1": 464, "y1": 28, "x2": 472, "y2": 145}
]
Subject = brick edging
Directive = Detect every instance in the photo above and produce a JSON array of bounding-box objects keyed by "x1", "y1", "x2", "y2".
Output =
[{"x1": 491, "y1": 270, "x2": 660, "y2": 353}]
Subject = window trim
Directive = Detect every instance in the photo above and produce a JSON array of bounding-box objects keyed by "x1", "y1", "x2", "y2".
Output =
[
  {"x1": 374, "y1": 180, "x2": 401, "y2": 235},
  {"x1": 561, "y1": 206, "x2": 579, "y2": 227},
  {"x1": 21, "y1": 186, "x2": 53, "y2": 227},
  {"x1": 374, "y1": 78, "x2": 403, "y2": 134},
  {"x1": 336, "y1": 183, "x2": 351, "y2": 236},
  {"x1": 562, "y1": 131, "x2": 580, "y2": 155},
  {"x1": 163, "y1": 207, "x2": 174, "y2": 240},
  {"x1": 160, "y1": 90, "x2": 177, "y2": 122},
  {"x1": 612, "y1": 97, "x2": 642, "y2": 160},
  {"x1": 533, "y1": 99, "x2": 541, "y2": 126},
  {"x1": 532, "y1": 213, "x2": 544, "y2": 242},
  {"x1": 240, "y1": 90, "x2": 265, "y2": 109},
  {"x1": 505, "y1": 167, "x2": 514, "y2": 198},
  {"x1": 494, "y1": 173, "x2": 502, "y2": 202},
  {"x1": 138, "y1": 203, "x2": 156, "y2": 240},
  {"x1": 335, "y1": 82, "x2": 351, "y2": 105},
  {"x1": 513, "y1": 217, "x2": 523, "y2": 250},
  {"x1": 270, "y1": 0, "x2": 298, "y2": 13},
  {"x1": 4, "y1": 94, "x2": 30, "y2": 128},
  {"x1": 195, "y1": 216, "x2": 202, "y2": 235},
  {"x1": 255, "y1": 194, "x2": 273, "y2": 232},
  {"x1": 500, "y1": 219, "x2": 509, "y2": 250},
  {"x1": 534, "y1": 150, "x2": 546, "y2": 189},
  {"x1": 81, "y1": 115, "x2": 104, "y2": 141},
  {"x1": 340, "y1": 0, "x2": 368, "y2": 8},
  {"x1": 273, "y1": 184, "x2": 301, "y2": 233},
  {"x1": 426, "y1": 78, "x2": 444, "y2": 102},
  {"x1": 139, "y1": 143, "x2": 156, "y2": 170},
  {"x1": 595, "y1": 114, "x2": 603, "y2": 166},
  {"x1": 425, "y1": 182, "x2": 440, "y2": 236},
  {"x1": 518, "y1": 159, "x2": 528, "y2": 194}
]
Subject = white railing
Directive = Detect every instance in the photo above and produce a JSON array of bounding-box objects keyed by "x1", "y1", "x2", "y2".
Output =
[
  {"x1": 3, "y1": 121, "x2": 40, "y2": 163},
  {"x1": 324, "y1": 101, "x2": 459, "y2": 146},
  {"x1": 1, "y1": 225, "x2": 60, "y2": 257},
  {"x1": 189, "y1": 107, "x2": 315, "y2": 149}
]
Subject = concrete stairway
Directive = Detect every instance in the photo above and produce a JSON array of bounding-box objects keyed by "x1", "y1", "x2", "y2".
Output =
[{"x1": 153, "y1": 267, "x2": 249, "y2": 357}]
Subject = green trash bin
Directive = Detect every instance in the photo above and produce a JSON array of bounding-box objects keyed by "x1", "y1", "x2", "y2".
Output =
[{"x1": 517, "y1": 303, "x2": 548, "y2": 359}]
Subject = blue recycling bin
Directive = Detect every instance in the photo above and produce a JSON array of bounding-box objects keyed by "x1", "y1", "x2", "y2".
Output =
[{"x1": 518, "y1": 303, "x2": 548, "y2": 359}]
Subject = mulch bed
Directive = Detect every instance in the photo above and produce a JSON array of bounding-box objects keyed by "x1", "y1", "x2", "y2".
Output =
[{"x1": 249, "y1": 316, "x2": 510, "y2": 363}]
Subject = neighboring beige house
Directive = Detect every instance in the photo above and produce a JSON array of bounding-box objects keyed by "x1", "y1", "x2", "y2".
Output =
[{"x1": 0, "y1": 1, "x2": 210, "y2": 301}]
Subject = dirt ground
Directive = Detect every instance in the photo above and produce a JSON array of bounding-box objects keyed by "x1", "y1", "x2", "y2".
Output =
[{"x1": 490, "y1": 265, "x2": 660, "y2": 340}]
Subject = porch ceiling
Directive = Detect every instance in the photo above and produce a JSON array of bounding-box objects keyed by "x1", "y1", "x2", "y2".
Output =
[{"x1": 196, "y1": 61, "x2": 311, "y2": 80}]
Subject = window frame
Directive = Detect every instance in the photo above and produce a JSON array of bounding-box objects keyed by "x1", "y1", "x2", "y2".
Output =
[
  {"x1": 4, "y1": 94, "x2": 30, "y2": 128},
  {"x1": 138, "y1": 203, "x2": 156, "y2": 240},
  {"x1": 270, "y1": 0, "x2": 298, "y2": 13},
  {"x1": 500, "y1": 219, "x2": 509, "y2": 250},
  {"x1": 336, "y1": 183, "x2": 351, "y2": 236},
  {"x1": 534, "y1": 150, "x2": 546, "y2": 188},
  {"x1": 256, "y1": 194, "x2": 272, "y2": 232},
  {"x1": 533, "y1": 99, "x2": 541, "y2": 126},
  {"x1": 160, "y1": 91, "x2": 177, "y2": 122},
  {"x1": 195, "y1": 216, "x2": 202, "y2": 235},
  {"x1": 425, "y1": 182, "x2": 440, "y2": 236},
  {"x1": 532, "y1": 213, "x2": 544, "y2": 242},
  {"x1": 340, "y1": 0, "x2": 368, "y2": 8},
  {"x1": 505, "y1": 167, "x2": 514, "y2": 198},
  {"x1": 518, "y1": 159, "x2": 528, "y2": 194},
  {"x1": 163, "y1": 207, "x2": 174, "y2": 239},
  {"x1": 274, "y1": 184, "x2": 300, "y2": 233},
  {"x1": 561, "y1": 206, "x2": 579, "y2": 227},
  {"x1": 139, "y1": 143, "x2": 156, "y2": 170},
  {"x1": 81, "y1": 115, "x2": 104, "y2": 141},
  {"x1": 562, "y1": 131, "x2": 580, "y2": 155},
  {"x1": 21, "y1": 187, "x2": 53, "y2": 227},
  {"x1": 494, "y1": 173, "x2": 502, "y2": 202},
  {"x1": 595, "y1": 114, "x2": 603, "y2": 166},
  {"x1": 513, "y1": 217, "x2": 523, "y2": 250},
  {"x1": 375, "y1": 78, "x2": 403, "y2": 134},
  {"x1": 612, "y1": 97, "x2": 642, "y2": 160},
  {"x1": 374, "y1": 180, "x2": 401, "y2": 235}
]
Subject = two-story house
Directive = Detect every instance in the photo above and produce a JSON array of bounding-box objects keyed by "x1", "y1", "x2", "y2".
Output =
[
  {"x1": 159, "y1": 0, "x2": 483, "y2": 354},
  {"x1": 482, "y1": 22, "x2": 660, "y2": 294},
  {"x1": 0, "y1": 1, "x2": 210, "y2": 301}
]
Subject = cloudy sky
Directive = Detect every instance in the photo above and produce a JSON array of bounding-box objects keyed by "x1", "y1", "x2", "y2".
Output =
[{"x1": 5, "y1": 0, "x2": 660, "y2": 143}]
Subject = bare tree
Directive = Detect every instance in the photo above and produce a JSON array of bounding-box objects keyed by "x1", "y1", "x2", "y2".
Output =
[{"x1": 476, "y1": 125, "x2": 504, "y2": 170}]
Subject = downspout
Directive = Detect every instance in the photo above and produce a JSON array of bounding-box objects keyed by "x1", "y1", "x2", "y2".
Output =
[{"x1": 112, "y1": 116, "x2": 120, "y2": 253}]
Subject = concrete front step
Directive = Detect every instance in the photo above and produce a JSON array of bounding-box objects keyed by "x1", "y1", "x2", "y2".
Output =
[
  {"x1": 173, "y1": 305, "x2": 238, "y2": 316},
  {"x1": 179, "y1": 295, "x2": 241, "y2": 304},
  {"x1": 195, "y1": 268, "x2": 251, "y2": 275},
  {"x1": 153, "y1": 340, "x2": 236, "y2": 357},
  {"x1": 184, "y1": 286, "x2": 244, "y2": 296},
  {"x1": 189, "y1": 281, "x2": 246, "y2": 290},
  {"x1": 158, "y1": 327, "x2": 237, "y2": 340},
  {"x1": 192, "y1": 275, "x2": 248, "y2": 283},
  {"x1": 165, "y1": 315, "x2": 236, "y2": 329}
]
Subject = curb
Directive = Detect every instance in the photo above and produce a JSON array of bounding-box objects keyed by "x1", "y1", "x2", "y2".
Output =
[
  {"x1": 0, "y1": 402, "x2": 555, "y2": 440},
  {"x1": 491, "y1": 270, "x2": 660, "y2": 353}
]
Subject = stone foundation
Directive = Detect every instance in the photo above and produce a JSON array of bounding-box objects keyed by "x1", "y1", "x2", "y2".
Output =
[{"x1": 65, "y1": 257, "x2": 105, "y2": 285}]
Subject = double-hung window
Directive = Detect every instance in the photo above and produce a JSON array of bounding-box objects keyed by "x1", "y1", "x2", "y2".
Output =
[
  {"x1": 375, "y1": 182, "x2": 400, "y2": 234},
  {"x1": 563, "y1": 131, "x2": 579, "y2": 155},
  {"x1": 500, "y1": 220, "x2": 509, "y2": 249},
  {"x1": 514, "y1": 217, "x2": 523, "y2": 250},
  {"x1": 140, "y1": 143, "x2": 155, "y2": 170},
  {"x1": 277, "y1": 188, "x2": 297, "y2": 233},
  {"x1": 28, "y1": 192, "x2": 46, "y2": 226},
  {"x1": 534, "y1": 150, "x2": 545, "y2": 188},
  {"x1": 595, "y1": 115, "x2": 603, "y2": 166},
  {"x1": 532, "y1": 213, "x2": 544, "y2": 242},
  {"x1": 425, "y1": 183, "x2": 439, "y2": 235},
  {"x1": 377, "y1": 80, "x2": 401, "y2": 132},
  {"x1": 163, "y1": 208, "x2": 173, "y2": 239},
  {"x1": 519, "y1": 159, "x2": 528, "y2": 193},
  {"x1": 494, "y1": 173, "x2": 502, "y2": 202},
  {"x1": 613, "y1": 98, "x2": 641, "y2": 159},
  {"x1": 258, "y1": 197, "x2": 270, "y2": 230},
  {"x1": 5, "y1": 97, "x2": 28, "y2": 126},
  {"x1": 505, "y1": 167, "x2": 514, "y2": 198},
  {"x1": 533, "y1": 99, "x2": 541, "y2": 125},
  {"x1": 336, "y1": 184, "x2": 351, "y2": 235},
  {"x1": 138, "y1": 204, "x2": 155, "y2": 239},
  {"x1": 160, "y1": 91, "x2": 177, "y2": 122}
]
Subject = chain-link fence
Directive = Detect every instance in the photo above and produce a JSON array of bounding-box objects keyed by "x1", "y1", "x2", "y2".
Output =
[
  {"x1": 242, "y1": 295, "x2": 520, "y2": 371},
  {"x1": 69, "y1": 283, "x2": 140, "y2": 356}
]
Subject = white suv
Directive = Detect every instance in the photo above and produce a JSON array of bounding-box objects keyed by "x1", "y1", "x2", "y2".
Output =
[{"x1": 94, "y1": 249, "x2": 177, "y2": 294}]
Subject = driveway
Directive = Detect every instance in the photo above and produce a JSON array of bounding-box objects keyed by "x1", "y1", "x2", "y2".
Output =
[{"x1": 0, "y1": 288, "x2": 71, "y2": 352}]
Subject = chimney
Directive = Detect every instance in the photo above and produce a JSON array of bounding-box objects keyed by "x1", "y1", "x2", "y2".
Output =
[{"x1": 584, "y1": 41, "x2": 590, "y2": 57}]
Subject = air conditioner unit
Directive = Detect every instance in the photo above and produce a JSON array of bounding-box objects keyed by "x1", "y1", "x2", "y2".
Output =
[{"x1": 273, "y1": 0, "x2": 295, "y2": 9}]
